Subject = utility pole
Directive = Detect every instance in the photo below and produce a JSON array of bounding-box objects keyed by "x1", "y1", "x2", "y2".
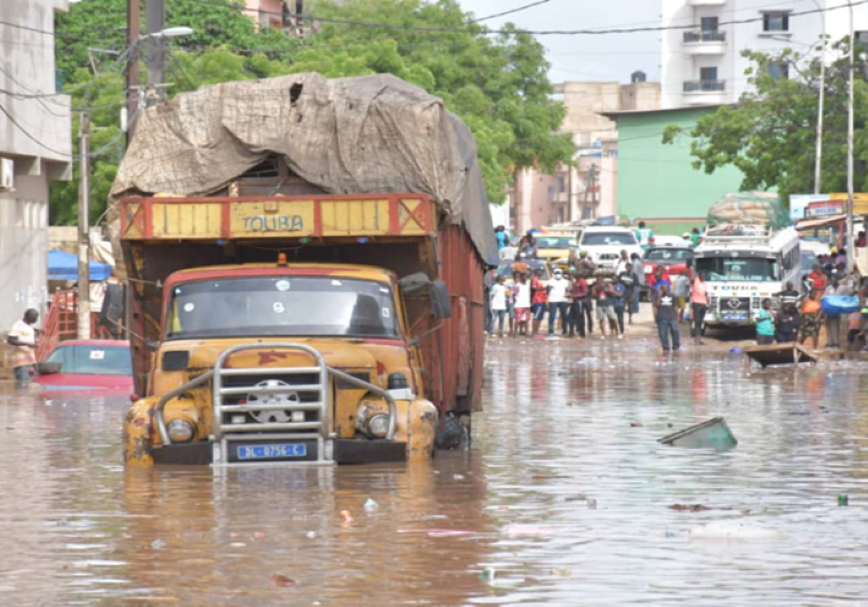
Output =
[
  {"x1": 847, "y1": 1, "x2": 856, "y2": 271},
  {"x1": 126, "y1": 0, "x2": 140, "y2": 146},
  {"x1": 77, "y1": 114, "x2": 91, "y2": 340},
  {"x1": 146, "y1": 0, "x2": 166, "y2": 105},
  {"x1": 813, "y1": 0, "x2": 825, "y2": 195}
]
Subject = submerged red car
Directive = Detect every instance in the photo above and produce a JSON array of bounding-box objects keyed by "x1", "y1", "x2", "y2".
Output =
[{"x1": 33, "y1": 340, "x2": 134, "y2": 397}]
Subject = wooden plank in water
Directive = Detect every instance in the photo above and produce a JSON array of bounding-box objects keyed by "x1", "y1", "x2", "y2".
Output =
[{"x1": 743, "y1": 343, "x2": 818, "y2": 367}]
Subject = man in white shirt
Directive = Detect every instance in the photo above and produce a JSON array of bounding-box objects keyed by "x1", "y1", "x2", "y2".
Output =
[
  {"x1": 547, "y1": 268, "x2": 569, "y2": 337},
  {"x1": 490, "y1": 276, "x2": 509, "y2": 337},
  {"x1": 7, "y1": 309, "x2": 39, "y2": 387},
  {"x1": 513, "y1": 273, "x2": 531, "y2": 336},
  {"x1": 615, "y1": 249, "x2": 630, "y2": 275}
]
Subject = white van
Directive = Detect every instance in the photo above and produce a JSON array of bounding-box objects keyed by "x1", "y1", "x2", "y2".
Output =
[{"x1": 694, "y1": 225, "x2": 801, "y2": 330}]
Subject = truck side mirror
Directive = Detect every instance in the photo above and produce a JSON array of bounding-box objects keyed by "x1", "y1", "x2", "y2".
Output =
[
  {"x1": 430, "y1": 280, "x2": 452, "y2": 319},
  {"x1": 100, "y1": 283, "x2": 125, "y2": 334}
]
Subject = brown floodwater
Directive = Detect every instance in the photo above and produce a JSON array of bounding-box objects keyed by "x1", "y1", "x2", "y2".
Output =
[{"x1": 2, "y1": 337, "x2": 868, "y2": 604}]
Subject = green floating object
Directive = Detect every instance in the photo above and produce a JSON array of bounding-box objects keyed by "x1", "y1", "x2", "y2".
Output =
[{"x1": 658, "y1": 417, "x2": 738, "y2": 452}]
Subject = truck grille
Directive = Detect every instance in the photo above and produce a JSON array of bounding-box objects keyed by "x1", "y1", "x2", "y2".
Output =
[{"x1": 717, "y1": 297, "x2": 751, "y2": 312}]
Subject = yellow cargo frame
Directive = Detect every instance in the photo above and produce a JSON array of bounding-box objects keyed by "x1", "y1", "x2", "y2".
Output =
[{"x1": 120, "y1": 193, "x2": 435, "y2": 242}]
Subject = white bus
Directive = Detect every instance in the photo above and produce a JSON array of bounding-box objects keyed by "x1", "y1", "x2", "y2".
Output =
[{"x1": 694, "y1": 225, "x2": 801, "y2": 330}]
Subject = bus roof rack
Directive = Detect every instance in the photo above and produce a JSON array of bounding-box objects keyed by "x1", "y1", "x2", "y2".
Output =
[{"x1": 704, "y1": 224, "x2": 773, "y2": 241}]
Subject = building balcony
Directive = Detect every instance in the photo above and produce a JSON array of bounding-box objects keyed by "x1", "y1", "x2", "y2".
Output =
[
  {"x1": 687, "y1": 0, "x2": 726, "y2": 5},
  {"x1": 682, "y1": 80, "x2": 728, "y2": 104},
  {"x1": 550, "y1": 191, "x2": 569, "y2": 204},
  {"x1": 682, "y1": 30, "x2": 727, "y2": 55}
]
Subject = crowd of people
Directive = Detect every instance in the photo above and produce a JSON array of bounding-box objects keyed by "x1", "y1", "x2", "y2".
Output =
[
  {"x1": 767, "y1": 267, "x2": 868, "y2": 352},
  {"x1": 490, "y1": 225, "x2": 868, "y2": 353}
]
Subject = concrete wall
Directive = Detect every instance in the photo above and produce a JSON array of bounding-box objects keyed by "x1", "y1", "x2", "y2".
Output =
[
  {"x1": 0, "y1": 0, "x2": 72, "y2": 331},
  {"x1": 620, "y1": 82, "x2": 662, "y2": 112},
  {"x1": 555, "y1": 82, "x2": 622, "y2": 147},
  {"x1": 0, "y1": 176, "x2": 50, "y2": 327},
  {"x1": 246, "y1": 0, "x2": 285, "y2": 28},
  {"x1": 615, "y1": 107, "x2": 743, "y2": 222}
]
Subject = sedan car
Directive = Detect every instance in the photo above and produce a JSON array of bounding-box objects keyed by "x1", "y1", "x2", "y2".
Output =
[
  {"x1": 642, "y1": 246, "x2": 694, "y2": 287},
  {"x1": 33, "y1": 340, "x2": 134, "y2": 397}
]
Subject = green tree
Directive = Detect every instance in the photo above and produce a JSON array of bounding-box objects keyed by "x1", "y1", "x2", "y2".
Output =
[
  {"x1": 663, "y1": 39, "x2": 868, "y2": 201},
  {"x1": 51, "y1": 0, "x2": 573, "y2": 224},
  {"x1": 54, "y1": 0, "x2": 297, "y2": 79},
  {"x1": 290, "y1": 0, "x2": 574, "y2": 202}
]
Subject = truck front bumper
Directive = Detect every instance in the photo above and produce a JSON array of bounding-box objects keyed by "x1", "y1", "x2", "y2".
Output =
[{"x1": 151, "y1": 439, "x2": 408, "y2": 466}]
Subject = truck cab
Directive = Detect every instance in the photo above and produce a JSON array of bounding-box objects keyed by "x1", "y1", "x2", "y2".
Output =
[{"x1": 119, "y1": 193, "x2": 484, "y2": 466}]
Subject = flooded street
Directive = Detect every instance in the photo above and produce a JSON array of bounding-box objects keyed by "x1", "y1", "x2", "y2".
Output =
[{"x1": 2, "y1": 338, "x2": 868, "y2": 604}]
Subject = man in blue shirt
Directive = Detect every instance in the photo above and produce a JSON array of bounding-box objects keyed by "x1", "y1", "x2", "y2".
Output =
[
  {"x1": 494, "y1": 226, "x2": 508, "y2": 250},
  {"x1": 611, "y1": 275, "x2": 627, "y2": 339}
]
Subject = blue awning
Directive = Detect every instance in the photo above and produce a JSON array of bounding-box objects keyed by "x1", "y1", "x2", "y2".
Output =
[{"x1": 47, "y1": 249, "x2": 112, "y2": 281}]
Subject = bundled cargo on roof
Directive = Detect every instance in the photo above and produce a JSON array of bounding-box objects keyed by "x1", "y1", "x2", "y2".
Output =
[
  {"x1": 706, "y1": 192, "x2": 790, "y2": 231},
  {"x1": 108, "y1": 72, "x2": 497, "y2": 265}
]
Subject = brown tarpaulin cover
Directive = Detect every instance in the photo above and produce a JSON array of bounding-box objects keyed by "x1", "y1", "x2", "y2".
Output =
[{"x1": 109, "y1": 72, "x2": 497, "y2": 265}]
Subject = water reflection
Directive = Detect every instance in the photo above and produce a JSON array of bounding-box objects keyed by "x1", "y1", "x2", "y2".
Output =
[{"x1": 1, "y1": 341, "x2": 868, "y2": 603}]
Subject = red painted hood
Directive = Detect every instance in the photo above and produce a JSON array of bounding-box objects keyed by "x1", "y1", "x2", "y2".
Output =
[{"x1": 32, "y1": 373, "x2": 135, "y2": 398}]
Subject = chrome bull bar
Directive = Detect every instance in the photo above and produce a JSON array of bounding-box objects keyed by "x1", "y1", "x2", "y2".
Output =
[{"x1": 153, "y1": 342, "x2": 398, "y2": 465}]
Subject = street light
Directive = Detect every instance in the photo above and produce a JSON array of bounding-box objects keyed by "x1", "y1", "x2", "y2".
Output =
[{"x1": 146, "y1": 26, "x2": 194, "y2": 39}]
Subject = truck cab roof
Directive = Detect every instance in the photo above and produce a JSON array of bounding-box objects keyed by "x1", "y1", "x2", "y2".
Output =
[{"x1": 166, "y1": 263, "x2": 397, "y2": 289}]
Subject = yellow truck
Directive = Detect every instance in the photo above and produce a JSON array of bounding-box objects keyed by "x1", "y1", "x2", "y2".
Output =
[{"x1": 118, "y1": 193, "x2": 488, "y2": 466}]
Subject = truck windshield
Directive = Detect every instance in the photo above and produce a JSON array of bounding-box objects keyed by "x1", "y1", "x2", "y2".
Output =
[
  {"x1": 695, "y1": 257, "x2": 780, "y2": 282},
  {"x1": 166, "y1": 276, "x2": 399, "y2": 339},
  {"x1": 581, "y1": 232, "x2": 638, "y2": 246},
  {"x1": 538, "y1": 236, "x2": 574, "y2": 249}
]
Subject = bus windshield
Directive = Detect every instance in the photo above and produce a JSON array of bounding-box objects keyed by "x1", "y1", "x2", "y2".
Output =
[
  {"x1": 695, "y1": 256, "x2": 780, "y2": 282},
  {"x1": 166, "y1": 276, "x2": 399, "y2": 339}
]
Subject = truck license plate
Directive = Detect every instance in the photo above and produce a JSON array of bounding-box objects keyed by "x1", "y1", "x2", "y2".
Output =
[{"x1": 237, "y1": 444, "x2": 307, "y2": 460}]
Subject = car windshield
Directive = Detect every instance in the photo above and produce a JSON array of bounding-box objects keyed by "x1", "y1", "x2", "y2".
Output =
[
  {"x1": 695, "y1": 256, "x2": 780, "y2": 282},
  {"x1": 645, "y1": 249, "x2": 693, "y2": 263},
  {"x1": 166, "y1": 276, "x2": 399, "y2": 339},
  {"x1": 581, "y1": 232, "x2": 638, "y2": 246},
  {"x1": 45, "y1": 345, "x2": 132, "y2": 376},
  {"x1": 496, "y1": 262, "x2": 547, "y2": 277},
  {"x1": 538, "y1": 236, "x2": 574, "y2": 249},
  {"x1": 800, "y1": 251, "x2": 819, "y2": 268}
]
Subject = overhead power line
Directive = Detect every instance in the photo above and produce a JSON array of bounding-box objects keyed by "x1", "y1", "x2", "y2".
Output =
[
  {"x1": 473, "y1": 0, "x2": 552, "y2": 23},
  {"x1": 184, "y1": 0, "x2": 868, "y2": 37},
  {"x1": 0, "y1": 100, "x2": 72, "y2": 156}
]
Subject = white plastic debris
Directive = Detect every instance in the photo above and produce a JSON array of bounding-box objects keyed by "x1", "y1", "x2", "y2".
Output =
[{"x1": 363, "y1": 498, "x2": 379, "y2": 511}]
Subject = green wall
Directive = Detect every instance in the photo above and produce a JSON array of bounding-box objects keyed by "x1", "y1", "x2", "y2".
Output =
[{"x1": 616, "y1": 108, "x2": 744, "y2": 226}]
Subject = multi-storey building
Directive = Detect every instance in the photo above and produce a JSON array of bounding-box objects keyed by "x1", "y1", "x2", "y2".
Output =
[
  {"x1": 508, "y1": 79, "x2": 661, "y2": 234},
  {"x1": 0, "y1": 0, "x2": 72, "y2": 330},
  {"x1": 661, "y1": 0, "x2": 868, "y2": 108}
]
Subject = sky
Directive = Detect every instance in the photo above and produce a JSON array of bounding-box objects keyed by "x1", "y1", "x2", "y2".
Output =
[{"x1": 457, "y1": 0, "x2": 661, "y2": 84}]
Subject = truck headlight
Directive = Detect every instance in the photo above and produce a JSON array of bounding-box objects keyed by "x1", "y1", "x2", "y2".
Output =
[
  {"x1": 167, "y1": 419, "x2": 195, "y2": 443},
  {"x1": 367, "y1": 414, "x2": 389, "y2": 439}
]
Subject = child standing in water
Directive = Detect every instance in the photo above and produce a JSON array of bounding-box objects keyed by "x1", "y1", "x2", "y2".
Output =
[{"x1": 754, "y1": 298, "x2": 775, "y2": 345}]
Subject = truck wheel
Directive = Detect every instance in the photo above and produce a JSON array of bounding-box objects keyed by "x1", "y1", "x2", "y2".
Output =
[{"x1": 436, "y1": 412, "x2": 469, "y2": 450}]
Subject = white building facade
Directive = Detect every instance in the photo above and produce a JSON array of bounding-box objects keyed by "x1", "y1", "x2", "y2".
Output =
[
  {"x1": 0, "y1": 0, "x2": 72, "y2": 329},
  {"x1": 661, "y1": 0, "x2": 868, "y2": 108}
]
